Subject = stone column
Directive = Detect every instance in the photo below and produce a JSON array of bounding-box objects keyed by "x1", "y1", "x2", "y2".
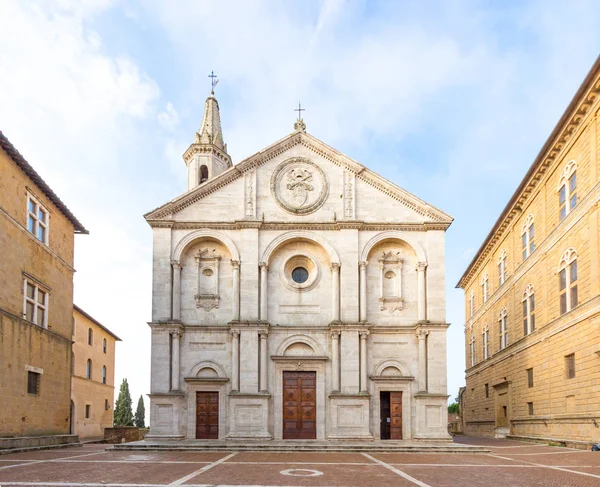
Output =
[
  {"x1": 171, "y1": 329, "x2": 182, "y2": 391},
  {"x1": 231, "y1": 330, "x2": 240, "y2": 392},
  {"x1": 416, "y1": 262, "x2": 427, "y2": 322},
  {"x1": 331, "y1": 263, "x2": 341, "y2": 322},
  {"x1": 171, "y1": 260, "x2": 182, "y2": 320},
  {"x1": 259, "y1": 331, "x2": 268, "y2": 392},
  {"x1": 359, "y1": 331, "x2": 369, "y2": 393},
  {"x1": 331, "y1": 331, "x2": 340, "y2": 392},
  {"x1": 417, "y1": 329, "x2": 429, "y2": 392},
  {"x1": 231, "y1": 260, "x2": 241, "y2": 321},
  {"x1": 359, "y1": 261, "x2": 368, "y2": 322},
  {"x1": 259, "y1": 262, "x2": 268, "y2": 321}
]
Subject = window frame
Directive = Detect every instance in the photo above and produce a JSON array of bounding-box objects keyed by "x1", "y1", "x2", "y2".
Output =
[
  {"x1": 85, "y1": 404, "x2": 91, "y2": 419},
  {"x1": 88, "y1": 327, "x2": 93, "y2": 346},
  {"x1": 565, "y1": 353, "x2": 576, "y2": 379},
  {"x1": 499, "y1": 307, "x2": 508, "y2": 350},
  {"x1": 527, "y1": 368, "x2": 534, "y2": 388},
  {"x1": 23, "y1": 278, "x2": 49, "y2": 328},
  {"x1": 481, "y1": 273, "x2": 489, "y2": 304},
  {"x1": 26, "y1": 194, "x2": 49, "y2": 244},
  {"x1": 522, "y1": 284, "x2": 535, "y2": 336},
  {"x1": 521, "y1": 215, "x2": 535, "y2": 261},
  {"x1": 469, "y1": 335, "x2": 476, "y2": 367},
  {"x1": 469, "y1": 290, "x2": 476, "y2": 318},
  {"x1": 102, "y1": 338, "x2": 107, "y2": 354},
  {"x1": 27, "y1": 371, "x2": 40, "y2": 395},
  {"x1": 102, "y1": 365, "x2": 107, "y2": 384},
  {"x1": 558, "y1": 161, "x2": 577, "y2": 220},
  {"x1": 482, "y1": 324, "x2": 490, "y2": 360},
  {"x1": 559, "y1": 248, "x2": 578, "y2": 315},
  {"x1": 498, "y1": 249, "x2": 508, "y2": 286},
  {"x1": 86, "y1": 359, "x2": 92, "y2": 380}
]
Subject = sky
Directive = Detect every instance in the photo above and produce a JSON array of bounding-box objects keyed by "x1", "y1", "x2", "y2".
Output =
[{"x1": 1, "y1": 0, "x2": 599, "y2": 418}]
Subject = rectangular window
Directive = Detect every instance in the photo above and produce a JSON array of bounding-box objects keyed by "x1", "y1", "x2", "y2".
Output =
[
  {"x1": 23, "y1": 279, "x2": 48, "y2": 328},
  {"x1": 499, "y1": 315, "x2": 508, "y2": 350},
  {"x1": 559, "y1": 185, "x2": 567, "y2": 220},
  {"x1": 485, "y1": 383, "x2": 489, "y2": 398},
  {"x1": 523, "y1": 301, "x2": 528, "y2": 336},
  {"x1": 502, "y1": 405, "x2": 507, "y2": 417},
  {"x1": 85, "y1": 404, "x2": 91, "y2": 419},
  {"x1": 529, "y1": 295, "x2": 535, "y2": 332},
  {"x1": 528, "y1": 402, "x2": 534, "y2": 415},
  {"x1": 527, "y1": 368, "x2": 534, "y2": 388},
  {"x1": 105, "y1": 399, "x2": 110, "y2": 410},
  {"x1": 26, "y1": 195, "x2": 48, "y2": 244},
  {"x1": 522, "y1": 233, "x2": 527, "y2": 260},
  {"x1": 570, "y1": 261, "x2": 578, "y2": 309},
  {"x1": 27, "y1": 371, "x2": 40, "y2": 395},
  {"x1": 565, "y1": 353, "x2": 575, "y2": 379}
]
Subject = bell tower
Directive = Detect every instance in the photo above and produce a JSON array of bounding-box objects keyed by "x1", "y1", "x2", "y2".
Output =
[{"x1": 183, "y1": 73, "x2": 232, "y2": 190}]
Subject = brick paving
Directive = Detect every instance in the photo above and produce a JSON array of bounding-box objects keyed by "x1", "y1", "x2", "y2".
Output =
[{"x1": 0, "y1": 437, "x2": 597, "y2": 486}]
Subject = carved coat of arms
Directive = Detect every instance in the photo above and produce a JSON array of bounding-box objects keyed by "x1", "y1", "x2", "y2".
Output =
[
  {"x1": 286, "y1": 168, "x2": 314, "y2": 207},
  {"x1": 270, "y1": 157, "x2": 329, "y2": 215}
]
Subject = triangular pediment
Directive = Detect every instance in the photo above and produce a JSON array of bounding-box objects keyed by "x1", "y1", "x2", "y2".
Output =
[{"x1": 144, "y1": 130, "x2": 453, "y2": 225}]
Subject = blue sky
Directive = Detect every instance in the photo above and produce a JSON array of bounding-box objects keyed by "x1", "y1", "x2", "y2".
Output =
[{"x1": 1, "y1": 0, "x2": 599, "y2": 412}]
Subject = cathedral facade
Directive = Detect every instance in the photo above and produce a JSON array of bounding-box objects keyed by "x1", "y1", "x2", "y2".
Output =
[{"x1": 145, "y1": 91, "x2": 453, "y2": 441}]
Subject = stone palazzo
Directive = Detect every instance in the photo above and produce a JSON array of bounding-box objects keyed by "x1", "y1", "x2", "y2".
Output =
[{"x1": 145, "y1": 91, "x2": 453, "y2": 442}]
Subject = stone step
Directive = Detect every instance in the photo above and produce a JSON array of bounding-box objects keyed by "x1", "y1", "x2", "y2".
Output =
[{"x1": 111, "y1": 442, "x2": 488, "y2": 453}]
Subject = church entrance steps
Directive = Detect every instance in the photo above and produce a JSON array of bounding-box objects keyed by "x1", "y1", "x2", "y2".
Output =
[{"x1": 110, "y1": 439, "x2": 488, "y2": 453}]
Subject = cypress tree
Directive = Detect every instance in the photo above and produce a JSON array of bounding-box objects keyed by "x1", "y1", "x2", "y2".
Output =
[
  {"x1": 114, "y1": 378, "x2": 134, "y2": 426},
  {"x1": 134, "y1": 395, "x2": 146, "y2": 428}
]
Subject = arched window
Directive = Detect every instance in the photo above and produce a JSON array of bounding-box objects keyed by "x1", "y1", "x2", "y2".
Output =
[
  {"x1": 559, "y1": 248, "x2": 578, "y2": 315},
  {"x1": 521, "y1": 215, "x2": 535, "y2": 261},
  {"x1": 102, "y1": 338, "x2": 107, "y2": 354},
  {"x1": 498, "y1": 249, "x2": 508, "y2": 286},
  {"x1": 558, "y1": 161, "x2": 577, "y2": 220},
  {"x1": 86, "y1": 359, "x2": 92, "y2": 379},
  {"x1": 481, "y1": 273, "x2": 489, "y2": 304},
  {"x1": 102, "y1": 366, "x2": 107, "y2": 384},
  {"x1": 88, "y1": 327, "x2": 93, "y2": 346},
  {"x1": 498, "y1": 307, "x2": 508, "y2": 350},
  {"x1": 482, "y1": 324, "x2": 490, "y2": 360},
  {"x1": 469, "y1": 290, "x2": 476, "y2": 318},
  {"x1": 523, "y1": 284, "x2": 535, "y2": 335},
  {"x1": 469, "y1": 335, "x2": 476, "y2": 367},
  {"x1": 199, "y1": 165, "x2": 209, "y2": 183}
]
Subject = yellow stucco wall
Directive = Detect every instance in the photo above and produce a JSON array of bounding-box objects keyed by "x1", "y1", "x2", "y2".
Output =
[
  {"x1": 0, "y1": 146, "x2": 77, "y2": 436},
  {"x1": 71, "y1": 308, "x2": 118, "y2": 439},
  {"x1": 460, "y1": 67, "x2": 600, "y2": 442}
]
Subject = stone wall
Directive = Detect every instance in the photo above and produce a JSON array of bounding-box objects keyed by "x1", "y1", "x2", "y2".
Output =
[{"x1": 103, "y1": 427, "x2": 148, "y2": 444}]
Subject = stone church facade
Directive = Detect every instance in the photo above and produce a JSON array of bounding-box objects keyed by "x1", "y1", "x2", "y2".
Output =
[{"x1": 145, "y1": 91, "x2": 453, "y2": 441}]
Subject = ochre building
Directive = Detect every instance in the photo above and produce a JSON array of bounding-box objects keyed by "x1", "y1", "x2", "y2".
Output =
[
  {"x1": 145, "y1": 89, "x2": 453, "y2": 442},
  {"x1": 457, "y1": 58, "x2": 600, "y2": 444},
  {"x1": 0, "y1": 131, "x2": 87, "y2": 437},
  {"x1": 71, "y1": 305, "x2": 120, "y2": 439}
]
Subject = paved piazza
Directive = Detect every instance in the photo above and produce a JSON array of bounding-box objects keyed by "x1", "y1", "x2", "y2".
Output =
[{"x1": 0, "y1": 438, "x2": 599, "y2": 487}]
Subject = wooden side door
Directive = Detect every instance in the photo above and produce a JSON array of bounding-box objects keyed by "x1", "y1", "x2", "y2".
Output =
[
  {"x1": 196, "y1": 391, "x2": 219, "y2": 439},
  {"x1": 390, "y1": 391, "x2": 403, "y2": 439},
  {"x1": 283, "y1": 371, "x2": 316, "y2": 439}
]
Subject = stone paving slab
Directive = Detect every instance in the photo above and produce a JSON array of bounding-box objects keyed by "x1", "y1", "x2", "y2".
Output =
[
  {"x1": 182, "y1": 462, "x2": 410, "y2": 486},
  {"x1": 494, "y1": 451, "x2": 600, "y2": 466},
  {"x1": 0, "y1": 460, "x2": 205, "y2": 485},
  {"x1": 231, "y1": 452, "x2": 370, "y2": 463},
  {"x1": 81, "y1": 450, "x2": 228, "y2": 463},
  {"x1": 372, "y1": 452, "x2": 530, "y2": 465},
  {"x1": 400, "y1": 465, "x2": 600, "y2": 487}
]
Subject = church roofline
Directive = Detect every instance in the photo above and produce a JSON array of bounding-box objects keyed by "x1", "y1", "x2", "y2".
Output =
[
  {"x1": 144, "y1": 130, "x2": 453, "y2": 224},
  {"x1": 455, "y1": 54, "x2": 600, "y2": 290}
]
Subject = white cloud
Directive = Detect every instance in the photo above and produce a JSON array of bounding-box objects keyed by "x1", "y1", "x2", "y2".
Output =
[{"x1": 158, "y1": 102, "x2": 180, "y2": 131}]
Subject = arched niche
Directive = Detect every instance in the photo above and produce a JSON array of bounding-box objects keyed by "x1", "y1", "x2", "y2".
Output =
[
  {"x1": 172, "y1": 229, "x2": 240, "y2": 262},
  {"x1": 275, "y1": 334, "x2": 325, "y2": 357},
  {"x1": 261, "y1": 231, "x2": 340, "y2": 265},
  {"x1": 188, "y1": 360, "x2": 227, "y2": 379},
  {"x1": 373, "y1": 359, "x2": 412, "y2": 378},
  {"x1": 360, "y1": 231, "x2": 426, "y2": 264}
]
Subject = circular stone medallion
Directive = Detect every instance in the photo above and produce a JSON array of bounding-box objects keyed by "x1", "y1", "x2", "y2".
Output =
[
  {"x1": 270, "y1": 157, "x2": 328, "y2": 214},
  {"x1": 280, "y1": 468, "x2": 324, "y2": 477}
]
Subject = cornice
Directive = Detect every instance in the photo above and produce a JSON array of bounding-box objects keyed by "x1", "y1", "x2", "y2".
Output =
[
  {"x1": 144, "y1": 131, "x2": 453, "y2": 224},
  {"x1": 458, "y1": 58, "x2": 600, "y2": 289},
  {"x1": 146, "y1": 220, "x2": 450, "y2": 232}
]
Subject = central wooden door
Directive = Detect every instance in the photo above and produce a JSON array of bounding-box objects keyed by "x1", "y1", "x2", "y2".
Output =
[
  {"x1": 390, "y1": 391, "x2": 403, "y2": 439},
  {"x1": 196, "y1": 391, "x2": 218, "y2": 439},
  {"x1": 283, "y1": 371, "x2": 316, "y2": 439}
]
